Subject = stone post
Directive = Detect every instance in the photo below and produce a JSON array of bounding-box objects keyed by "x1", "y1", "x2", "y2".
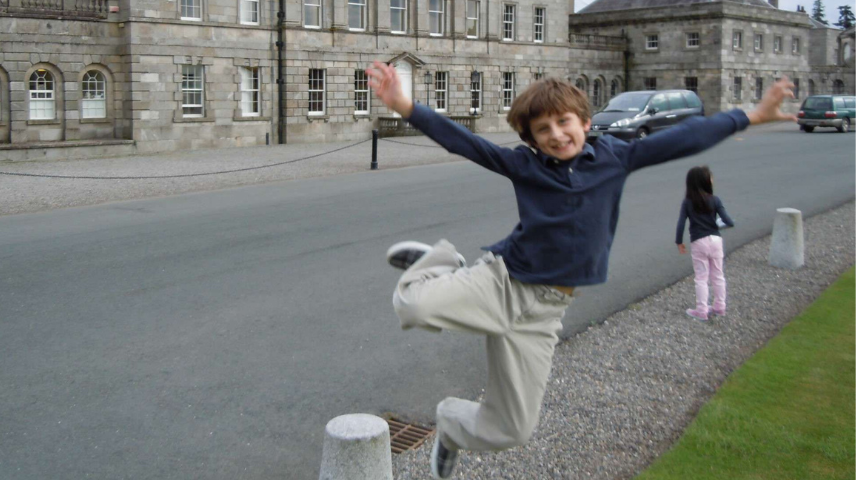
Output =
[
  {"x1": 769, "y1": 207, "x2": 804, "y2": 269},
  {"x1": 318, "y1": 414, "x2": 393, "y2": 480}
]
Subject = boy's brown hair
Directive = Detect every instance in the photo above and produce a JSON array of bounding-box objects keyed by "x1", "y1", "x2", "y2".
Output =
[{"x1": 506, "y1": 78, "x2": 591, "y2": 147}]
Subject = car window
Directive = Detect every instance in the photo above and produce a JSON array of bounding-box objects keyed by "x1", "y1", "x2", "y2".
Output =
[
  {"x1": 648, "y1": 93, "x2": 668, "y2": 112},
  {"x1": 803, "y1": 97, "x2": 832, "y2": 110},
  {"x1": 845, "y1": 98, "x2": 856, "y2": 108},
  {"x1": 667, "y1": 92, "x2": 687, "y2": 109},
  {"x1": 834, "y1": 97, "x2": 846, "y2": 109},
  {"x1": 684, "y1": 92, "x2": 702, "y2": 108},
  {"x1": 600, "y1": 93, "x2": 651, "y2": 112}
]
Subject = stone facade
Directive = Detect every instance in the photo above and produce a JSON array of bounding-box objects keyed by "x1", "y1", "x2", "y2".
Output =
[{"x1": 0, "y1": 0, "x2": 851, "y2": 158}]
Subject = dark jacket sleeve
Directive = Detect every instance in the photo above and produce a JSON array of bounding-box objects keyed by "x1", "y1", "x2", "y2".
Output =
[
  {"x1": 618, "y1": 110, "x2": 751, "y2": 173},
  {"x1": 676, "y1": 199, "x2": 689, "y2": 244},
  {"x1": 406, "y1": 103, "x2": 524, "y2": 178},
  {"x1": 715, "y1": 196, "x2": 735, "y2": 227}
]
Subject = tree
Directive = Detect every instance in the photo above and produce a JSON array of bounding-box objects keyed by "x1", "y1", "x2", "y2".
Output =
[
  {"x1": 835, "y1": 5, "x2": 854, "y2": 29},
  {"x1": 812, "y1": 0, "x2": 828, "y2": 25}
]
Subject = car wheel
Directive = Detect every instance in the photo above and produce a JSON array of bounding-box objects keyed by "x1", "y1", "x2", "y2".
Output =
[
  {"x1": 636, "y1": 127, "x2": 649, "y2": 140},
  {"x1": 838, "y1": 118, "x2": 850, "y2": 133},
  {"x1": 803, "y1": 126, "x2": 814, "y2": 133}
]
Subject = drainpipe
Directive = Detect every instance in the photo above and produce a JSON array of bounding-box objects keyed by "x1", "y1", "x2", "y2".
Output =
[{"x1": 277, "y1": 0, "x2": 286, "y2": 144}]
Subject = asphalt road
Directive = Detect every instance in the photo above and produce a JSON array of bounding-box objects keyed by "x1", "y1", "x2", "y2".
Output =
[{"x1": 0, "y1": 128, "x2": 853, "y2": 480}]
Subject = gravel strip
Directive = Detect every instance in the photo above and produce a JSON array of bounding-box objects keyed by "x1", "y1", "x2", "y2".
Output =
[{"x1": 392, "y1": 200, "x2": 855, "y2": 480}]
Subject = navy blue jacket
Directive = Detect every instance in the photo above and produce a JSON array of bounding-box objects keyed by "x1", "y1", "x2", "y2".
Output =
[
  {"x1": 676, "y1": 195, "x2": 735, "y2": 244},
  {"x1": 406, "y1": 103, "x2": 750, "y2": 286}
]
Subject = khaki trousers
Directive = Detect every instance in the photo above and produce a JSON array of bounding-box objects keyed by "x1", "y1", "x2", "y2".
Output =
[{"x1": 393, "y1": 240, "x2": 573, "y2": 452}]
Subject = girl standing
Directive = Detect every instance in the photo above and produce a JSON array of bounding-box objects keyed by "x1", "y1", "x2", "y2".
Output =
[{"x1": 676, "y1": 166, "x2": 735, "y2": 321}]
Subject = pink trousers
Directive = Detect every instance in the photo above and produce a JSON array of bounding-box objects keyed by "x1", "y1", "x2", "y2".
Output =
[{"x1": 690, "y1": 235, "x2": 726, "y2": 315}]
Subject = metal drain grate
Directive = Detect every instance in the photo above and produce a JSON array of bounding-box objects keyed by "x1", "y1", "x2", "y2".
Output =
[{"x1": 387, "y1": 419, "x2": 434, "y2": 454}]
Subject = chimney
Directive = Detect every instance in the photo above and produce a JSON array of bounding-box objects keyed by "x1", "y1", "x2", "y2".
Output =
[{"x1": 769, "y1": 0, "x2": 778, "y2": 8}]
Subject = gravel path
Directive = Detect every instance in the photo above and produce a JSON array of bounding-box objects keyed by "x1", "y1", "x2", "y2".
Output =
[{"x1": 392, "y1": 200, "x2": 855, "y2": 480}]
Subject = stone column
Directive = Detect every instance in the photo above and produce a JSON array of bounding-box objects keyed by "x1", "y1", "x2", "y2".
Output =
[
  {"x1": 769, "y1": 207, "x2": 804, "y2": 269},
  {"x1": 318, "y1": 414, "x2": 393, "y2": 480}
]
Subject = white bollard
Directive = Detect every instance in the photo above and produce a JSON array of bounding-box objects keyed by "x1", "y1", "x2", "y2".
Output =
[
  {"x1": 318, "y1": 414, "x2": 393, "y2": 480},
  {"x1": 769, "y1": 207, "x2": 804, "y2": 270}
]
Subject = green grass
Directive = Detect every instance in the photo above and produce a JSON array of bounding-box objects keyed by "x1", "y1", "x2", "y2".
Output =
[{"x1": 635, "y1": 267, "x2": 855, "y2": 480}]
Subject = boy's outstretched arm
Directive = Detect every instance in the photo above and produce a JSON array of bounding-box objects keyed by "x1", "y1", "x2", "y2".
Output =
[
  {"x1": 365, "y1": 61, "x2": 523, "y2": 178},
  {"x1": 621, "y1": 77, "x2": 797, "y2": 173}
]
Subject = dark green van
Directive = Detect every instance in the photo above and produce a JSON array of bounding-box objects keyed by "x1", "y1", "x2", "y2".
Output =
[{"x1": 797, "y1": 95, "x2": 856, "y2": 133}]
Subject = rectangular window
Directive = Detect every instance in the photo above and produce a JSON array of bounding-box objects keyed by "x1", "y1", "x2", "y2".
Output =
[
  {"x1": 429, "y1": 0, "x2": 444, "y2": 35},
  {"x1": 502, "y1": 4, "x2": 515, "y2": 41},
  {"x1": 240, "y1": 67, "x2": 260, "y2": 117},
  {"x1": 792, "y1": 37, "x2": 800, "y2": 54},
  {"x1": 181, "y1": 0, "x2": 202, "y2": 20},
  {"x1": 391, "y1": 0, "x2": 407, "y2": 33},
  {"x1": 732, "y1": 31, "x2": 742, "y2": 50},
  {"x1": 471, "y1": 72, "x2": 482, "y2": 112},
  {"x1": 686, "y1": 32, "x2": 699, "y2": 48},
  {"x1": 793, "y1": 78, "x2": 800, "y2": 99},
  {"x1": 534, "y1": 7, "x2": 545, "y2": 43},
  {"x1": 466, "y1": 0, "x2": 479, "y2": 38},
  {"x1": 29, "y1": 73, "x2": 56, "y2": 120},
  {"x1": 434, "y1": 72, "x2": 447, "y2": 111},
  {"x1": 646, "y1": 34, "x2": 659, "y2": 50},
  {"x1": 349, "y1": 0, "x2": 366, "y2": 29},
  {"x1": 305, "y1": 0, "x2": 321, "y2": 28},
  {"x1": 754, "y1": 33, "x2": 763, "y2": 51},
  {"x1": 309, "y1": 69, "x2": 326, "y2": 115},
  {"x1": 755, "y1": 77, "x2": 763, "y2": 100},
  {"x1": 241, "y1": 0, "x2": 259, "y2": 24},
  {"x1": 685, "y1": 76, "x2": 698, "y2": 93},
  {"x1": 774, "y1": 35, "x2": 782, "y2": 53},
  {"x1": 733, "y1": 76, "x2": 742, "y2": 101},
  {"x1": 182, "y1": 64, "x2": 204, "y2": 117},
  {"x1": 81, "y1": 72, "x2": 107, "y2": 119},
  {"x1": 502, "y1": 72, "x2": 515, "y2": 110},
  {"x1": 354, "y1": 70, "x2": 369, "y2": 114},
  {"x1": 644, "y1": 77, "x2": 656, "y2": 90},
  {"x1": 534, "y1": 72, "x2": 544, "y2": 80}
]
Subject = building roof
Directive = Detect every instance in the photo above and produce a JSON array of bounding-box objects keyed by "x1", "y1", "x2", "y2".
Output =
[
  {"x1": 807, "y1": 16, "x2": 841, "y2": 29},
  {"x1": 578, "y1": 0, "x2": 774, "y2": 14}
]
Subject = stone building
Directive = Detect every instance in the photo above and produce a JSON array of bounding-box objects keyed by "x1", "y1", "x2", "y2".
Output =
[{"x1": 0, "y1": 0, "x2": 851, "y2": 160}]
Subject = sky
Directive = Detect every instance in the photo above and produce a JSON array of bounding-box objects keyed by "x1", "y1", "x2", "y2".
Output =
[{"x1": 575, "y1": 0, "x2": 854, "y2": 26}]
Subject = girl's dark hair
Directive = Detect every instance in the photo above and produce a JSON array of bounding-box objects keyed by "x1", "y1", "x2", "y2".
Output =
[{"x1": 685, "y1": 166, "x2": 714, "y2": 214}]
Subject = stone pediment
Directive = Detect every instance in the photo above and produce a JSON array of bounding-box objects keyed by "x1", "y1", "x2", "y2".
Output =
[{"x1": 387, "y1": 52, "x2": 426, "y2": 67}]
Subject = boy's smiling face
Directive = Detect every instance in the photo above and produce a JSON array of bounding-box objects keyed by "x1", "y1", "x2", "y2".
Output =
[{"x1": 529, "y1": 112, "x2": 591, "y2": 161}]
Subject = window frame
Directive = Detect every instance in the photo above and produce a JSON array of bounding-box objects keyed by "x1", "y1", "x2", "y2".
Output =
[
  {"x1": 466, "y1": 0, "x2": 479, "y2": 39},
  {"x1": 791, "y1": 36, "x2": 800, "y2": 55},
  {"x1": 308, "y1": 69, "x2": 326, "y2": 116},
  {"x1": 354, "y1": 69, "x2": 370, "y2": 115},
  {"x1": 29, "y1": 69, "x2": 56, "y2": 121},
  {"x1": 774, "y1": 35, "x2": 782, "y2": 53},
  {"x1": 240, "y1": 66, "x2": 261, "y2": 117},
  {"x1": 646, "y1": 33, "x2": 659, "y2": 50},
  {"x1": 502, "y1": 71, "x2": 515, "y2": 110},
  {"x1": 429, "y1": 0, "x2": 444, "y2": 36},
  {"x1": 180, "y1": 0, "x2": 202, "y2": 21},
  {"x1": 433, "y1": 71, "x2": 448, "y2": 112},
  {"x1": 754, "y1": 33, "x2": 763, "y2": 52},
  {"x1": 347, "y1": 0, "x2": 367, "y2": 30},
  {"x1": 684, "y1": 76, "x2": 698, "y2": 94},
  {"x1": 533, "y1": 6, "x2": 545, "y2": 43},
  {"x1": 643, "y1": 77, "x2": 656, "y2": 90},
  {"x1": 793, "y1": 78, "x2": 800, "y2": 99},
  {"x1": 304, "y1": 0, "x2": 322, "y2": 28},
  {"x1": 733, "y1": 76, "x2": 742, "y2": 101},
  {"x1": 685, "y1": 31, "x2": 699, "y2": 49},
  {"x1": 592, "y1": 79, "x2": 602, "y2": 107},
  {"x1": 241, "y1": 0, "x2": 260, "y2": 25},
  {"x1": 390, "y1": 0, "x2": 407, "y2": 34},
  {"x1": 81, "y1": 70, "x2": 107, "y2": 119},
  {"x1": 732, "y1": 30, "x2": 743, "y2": 50},
  {"x1": 181, "y1": 64, "x2": 205, "y2": 118},
  {"x1": 470, "y1": 72, "x2": 482, "y2": 113},
  {"x1": 502, "y1": 4, "x2": 516, "y2": 42},
  {"x1": 754, "y1": 77, "x2": 763, "y2": 101}
]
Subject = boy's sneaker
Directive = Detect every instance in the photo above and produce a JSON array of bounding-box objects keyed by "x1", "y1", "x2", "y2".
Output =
[
  {"x1": 712, "y1": 308, "x2": 726, "y2": 317},
  {"x1": 430, "y1": 435, "x2": 459, "y2": 479},
  {"x1": 685, "y1": 308, "x2": 709, "y2": 322},
  {"x1": 386, "y1": 241, "x2": 465, "y2": 270}
]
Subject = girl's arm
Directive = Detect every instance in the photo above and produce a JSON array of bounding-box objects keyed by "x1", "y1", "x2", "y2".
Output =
[
  {"x1": 715, "y1": 197, "x2": 735, "y2": 228},
  {"x1": 676, "y1": 200, "x2": 689, "y2": 249},
  {"x1": 365, "y1": 61, "x2": 523, "y2": 178}
]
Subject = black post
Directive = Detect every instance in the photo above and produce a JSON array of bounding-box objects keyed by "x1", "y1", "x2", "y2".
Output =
[{"x1": 371, "y1": 129, "x2": 378, "y2": 170}]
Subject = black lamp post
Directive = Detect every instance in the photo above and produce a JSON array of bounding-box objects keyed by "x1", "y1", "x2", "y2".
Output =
[
  {"x1": 424, "y1": 71, "x2": 433, "y2": 109},
  {"x1": 470, "y1": 71, "x2": 480, "y2": 116}
]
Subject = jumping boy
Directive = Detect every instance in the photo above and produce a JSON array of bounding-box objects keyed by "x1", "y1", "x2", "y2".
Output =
[{"x1": 366, "y1": 60, "x2": 796, "y2": 479}]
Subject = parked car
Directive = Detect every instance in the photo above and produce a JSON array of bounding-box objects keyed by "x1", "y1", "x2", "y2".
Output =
[
  {"x1": 588, "y1": 90, "x2": 704, "y2": 141},
  {"x1": 797, "y1": 95, "x2": 856, "y2": 133}
]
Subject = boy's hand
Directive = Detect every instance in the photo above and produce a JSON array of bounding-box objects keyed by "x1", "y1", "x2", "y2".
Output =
[
  {"x1": 366, "y1": 61, "x2": 414, "y2": 118},
  {"x1": 746, "y1": 76, "x2": 798, "y2": 125},
  {"x1": 677, "y1": 244, "x2": 687, "y2": 254}
]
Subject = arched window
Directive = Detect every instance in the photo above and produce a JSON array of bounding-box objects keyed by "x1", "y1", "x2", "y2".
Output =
[
  {"x1": 592, "y1": 79, "x2": 602, "y2": 107},
  {"x1": 29, "y1": 69, "x2": 55, "y2": 120},
  {"x1": 844, "y1": 43, "x2": 852, "y2": 61},
  {"x1": 833, "y1": 79, "x2": 845, "y2": 94},
  {"x1": 611, "y1": 79, "x2": 619, "y2": 98},
  {"x1": 808, "y1": 79, "x2": 815, "y2": 96},
  {"x1": 575, "y1": 78, "x2": 585, "y2": 93},
  {"x1": 81, "y1": 70, "x2": 107, "y2": 119}
]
